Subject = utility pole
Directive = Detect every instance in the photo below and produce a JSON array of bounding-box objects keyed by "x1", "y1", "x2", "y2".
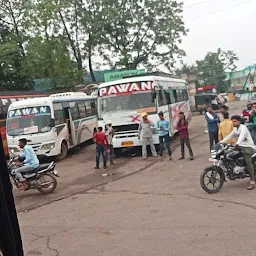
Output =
[{"x1": 0, "y1": 134, "x2": 24, "y2": 256}]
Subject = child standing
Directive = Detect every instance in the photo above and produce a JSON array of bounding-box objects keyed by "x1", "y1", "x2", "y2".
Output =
[{"x1": 176, "y1": 112, "x2": 194, "y2": 160}]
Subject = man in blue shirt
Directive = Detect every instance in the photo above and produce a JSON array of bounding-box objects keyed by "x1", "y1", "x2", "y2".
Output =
[
  {"x1": 157, "y1": 111, "x2": 172, "y2": 160},
  {"x1": 15, "y1": 138, "x2": 39, "y2": 189},
  {"x1": 205, "y1": 106, "x2": 220, "y2": 151}
]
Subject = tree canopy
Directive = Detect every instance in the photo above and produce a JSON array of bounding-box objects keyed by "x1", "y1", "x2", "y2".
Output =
[
  {"x1": 0, "y1": 0, "x2": 187, "y2": 90},
  {"x1": 176, "y1": 49, "x2": 239, "y2": 93}
]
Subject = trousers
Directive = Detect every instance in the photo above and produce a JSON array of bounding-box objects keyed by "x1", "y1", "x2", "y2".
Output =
[
  {"x1": 159, "y1": 135, "x2": 172, "y2": 157},
  {"x1": 239, "y1": 146, "x2": 255, "y2": 182},
  {"x1": 15, "y1": 166, "x2": 35, "y2": 182},
  {"x1": 209, "y1": 131, "x2": 219, "y2": 151},
  {"x1": 142, "y1": 137, "x2": 157, "y2": 158},
  {"x1": 96, "y1": 144, "x2": 107, "y2": 168},
  {"x1": 180, "y1": 137, "x2": 193, "y2": 157}
]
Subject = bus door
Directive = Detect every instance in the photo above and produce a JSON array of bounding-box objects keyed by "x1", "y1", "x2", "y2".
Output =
[
  {"x1": 63, "y1": 106, "x2": 74, "y2": 146},
  {"x1": 156, "y1": 86, "x2": 174, "y2": 135},
  {"x1": 67, "y1": 102, "x2": 81, "y2": 147}
]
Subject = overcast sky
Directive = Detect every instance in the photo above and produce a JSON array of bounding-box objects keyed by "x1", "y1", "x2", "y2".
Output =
[{"x1": 181, "y1": 0, "x2": 255, "y2": 70}]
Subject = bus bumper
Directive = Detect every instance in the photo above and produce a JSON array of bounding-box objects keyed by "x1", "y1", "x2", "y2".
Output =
[{"x1": 113, "y1": 134, "x2": 159, "y2": 149}]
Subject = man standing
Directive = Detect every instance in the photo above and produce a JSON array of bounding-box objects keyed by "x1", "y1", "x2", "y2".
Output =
[
  {"x1": 94, "y1": 127, "x2": 109, "y2": 169},
  {"x1": 220, "y1": 115, "x2": 255, "y2": 190},
  {"x1": 176, "y1": 112, "x2": 194, "y2": 160},
  {"x1": 219, "y1": 112, "x2": 235, "y2": 144},
  {"x1": 15, "y1": 138, "x2": 39, "y2": 190},
  {"x1": 205, "y1": 106, "x2": 220, "y2": 151},
  {"x1": 105, "y1": 120, "x2": 115, "y2": 165},
  {"x1": 138, "y1": 112, "x2": 157, "y2": 159},
  {"x1": 249, "y1": 102, "x2": 256, "y2": 144},
  {"x1": 157, "y1": 111, "x2": 172, "y2": 160},
  {"x1": 219, "y1": 105, "x2": 228, "y2": 122}
]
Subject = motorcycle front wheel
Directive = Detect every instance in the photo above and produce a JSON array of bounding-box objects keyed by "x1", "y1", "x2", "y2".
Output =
[
  {"x1": 200, "y1": 166, "x2": 225, "y2": 194},
  {"x1": 36, "y1": 173, "x2": 57, "y2": 194}
]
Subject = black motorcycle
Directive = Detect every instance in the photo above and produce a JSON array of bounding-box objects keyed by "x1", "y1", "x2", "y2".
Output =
[
  {"x1": 200, "y1": 144, "x2": 256, "y2": 193},
  {"x1": 8, "y1": 155, "x2": 59, "y2": 194}
]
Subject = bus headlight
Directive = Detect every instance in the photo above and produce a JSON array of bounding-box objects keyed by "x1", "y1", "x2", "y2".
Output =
[{"x1": 41, "y1": 142, "x2": 55, "y2": 150}]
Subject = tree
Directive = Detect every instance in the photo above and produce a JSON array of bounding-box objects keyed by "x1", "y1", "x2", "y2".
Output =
[
  {"x1": 0, "y1": 0, "x2": 32, "y2": 90},
  {"x1": 196, "y1": 49, "x2": 238, "y2": 92},
  {"x1": 175, "y1": 64, "x2": 197, "y2": 78},
  {"x1": 0, "y1": 22, "x2": 31, "y2": 90},
  {"x1": 100, "y1": 0, "x2": 187, "y2": 70}
]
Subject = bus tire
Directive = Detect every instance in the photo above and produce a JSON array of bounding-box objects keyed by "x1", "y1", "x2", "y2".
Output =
[{"x1": 56, "y1": 141, "x2": 68, "y2": 161}]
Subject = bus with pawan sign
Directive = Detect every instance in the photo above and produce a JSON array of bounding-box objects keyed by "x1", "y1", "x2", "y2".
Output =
[
  {"x1": 7, "y1": 92, "x2": 97, "y2": 160},
  {"x1": 97, "y1": 74, "x2": 191, "y2": 155}
]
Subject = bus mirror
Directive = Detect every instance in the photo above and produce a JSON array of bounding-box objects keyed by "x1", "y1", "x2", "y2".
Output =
[{"x1": 49, "y1": 118, "x2": 55, "y2": 127}]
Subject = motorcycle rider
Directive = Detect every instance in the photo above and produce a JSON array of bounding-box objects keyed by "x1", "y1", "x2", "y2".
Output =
[
  {"x1": 15, "y1": 138, "x2": 39, "y2": 190},
  {"x1": 220, "y1": 115, "x2": 255, "y2": 190}
]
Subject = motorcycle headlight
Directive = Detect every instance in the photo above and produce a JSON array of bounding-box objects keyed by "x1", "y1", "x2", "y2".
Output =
[{"x1": 41, "y1": 142, "x2": 55, "y2": 150}]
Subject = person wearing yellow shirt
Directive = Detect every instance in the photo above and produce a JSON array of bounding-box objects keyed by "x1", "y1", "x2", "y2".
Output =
[{"x1": 219, "y1": 112, "x2": 236, "y2": 144}]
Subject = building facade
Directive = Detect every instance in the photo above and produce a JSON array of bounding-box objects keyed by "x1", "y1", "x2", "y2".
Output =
[{"x1": 228, "y1": 64, "x2": 256, "y2": 92}]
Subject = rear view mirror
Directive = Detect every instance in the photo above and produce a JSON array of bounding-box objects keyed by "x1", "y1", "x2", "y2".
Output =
[{"x1": 49, "y1": 118, "x2": 55, "y2": 127}]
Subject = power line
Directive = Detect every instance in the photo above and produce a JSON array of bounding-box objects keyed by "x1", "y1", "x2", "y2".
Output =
[
  {"x1": 186, "y1": 0, "x2": 208, "y2": 8},
  {"x1": 190, "y1": 0, "x2": 253, "y2": 21}
]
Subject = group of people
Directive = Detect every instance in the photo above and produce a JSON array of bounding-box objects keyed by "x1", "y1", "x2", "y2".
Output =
[
  {"x1": 205, "y1": 103, "x2": 256, "y2": 190},
  {"x1": 138, "y1": 111, "x2": 193, "y2": 161},
  {"x1": 95, "y1": 111, "x2": 194, "y2": 169}
]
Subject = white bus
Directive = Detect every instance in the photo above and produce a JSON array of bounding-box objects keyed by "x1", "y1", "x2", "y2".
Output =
[
  {"x1": 7, "y1": 92, "x2": 97, "y2": 160},
  {"x1": 97, "y1": 75, "x2": 191, "y2": 155}
]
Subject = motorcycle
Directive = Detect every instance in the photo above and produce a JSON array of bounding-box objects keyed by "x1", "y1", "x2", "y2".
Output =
[
  {"x1": 200, "y1": 144, "x2": 256, "y2": 193},
  {"x1": 8, "y1": 155, "x2": 59, "y2": 194}
]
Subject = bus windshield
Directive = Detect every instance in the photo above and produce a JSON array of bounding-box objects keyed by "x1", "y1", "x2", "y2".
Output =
[
  {"x1": 99, "y1": 92, "x2": 155, "y2": 117},
  {"x1": 7, "y1": 106, "x2": 52, "y2": 136}
]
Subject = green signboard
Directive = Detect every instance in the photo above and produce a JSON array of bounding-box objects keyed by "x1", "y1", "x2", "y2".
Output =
[{"x1": 104, "y1": 69, "x2": 145, "y2": 82}]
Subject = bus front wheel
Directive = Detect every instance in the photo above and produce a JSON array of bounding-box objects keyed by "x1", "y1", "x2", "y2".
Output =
[{"x1": 56, "y1": 141, "x2": 68, "y2": 161}]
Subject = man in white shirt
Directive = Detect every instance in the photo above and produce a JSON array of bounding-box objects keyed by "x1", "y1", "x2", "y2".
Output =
[
  {"x1": 220, "y1": 115, "x2": 255, "y2": 190},
  {"x1": 105, "y1": 120, "x2": 115, "y2": 165}
]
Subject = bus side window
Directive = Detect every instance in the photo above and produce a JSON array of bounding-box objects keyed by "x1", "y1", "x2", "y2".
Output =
[
  {"x1": 91, "y1": 100, "x2": 97, "y2": 115},
  {"x1": 157, "y1": 88, "x2": 167, "y2": 106},
  {"x1": 78, "y1": 102, "x2": 87, "y2": 118},
  {"x1": 183, "y1": 89, "x2": 188, "y2": 101},
  {"x1": 85, "y1": 101, "x2": 93, "y2": 116},
  {"x1": 53, "y1": 103, "x2": 65, "y2": 125},
  {"x1": 177, "y1": 89, "x2": 186, "y2": 102},
  {"x1": 168, "y1": 89, "x2": 174, "y2": 103},
  {"x1": 172, "y1": 90, "x2": 178, "y2": 103},
  {"x1": 69, "y1": 102, "x2": 80, "y2": 120}
]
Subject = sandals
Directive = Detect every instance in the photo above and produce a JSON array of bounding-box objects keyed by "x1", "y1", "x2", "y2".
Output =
[{"x1": 247, "y1": 182, "x2": 256, "y2": 190}]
